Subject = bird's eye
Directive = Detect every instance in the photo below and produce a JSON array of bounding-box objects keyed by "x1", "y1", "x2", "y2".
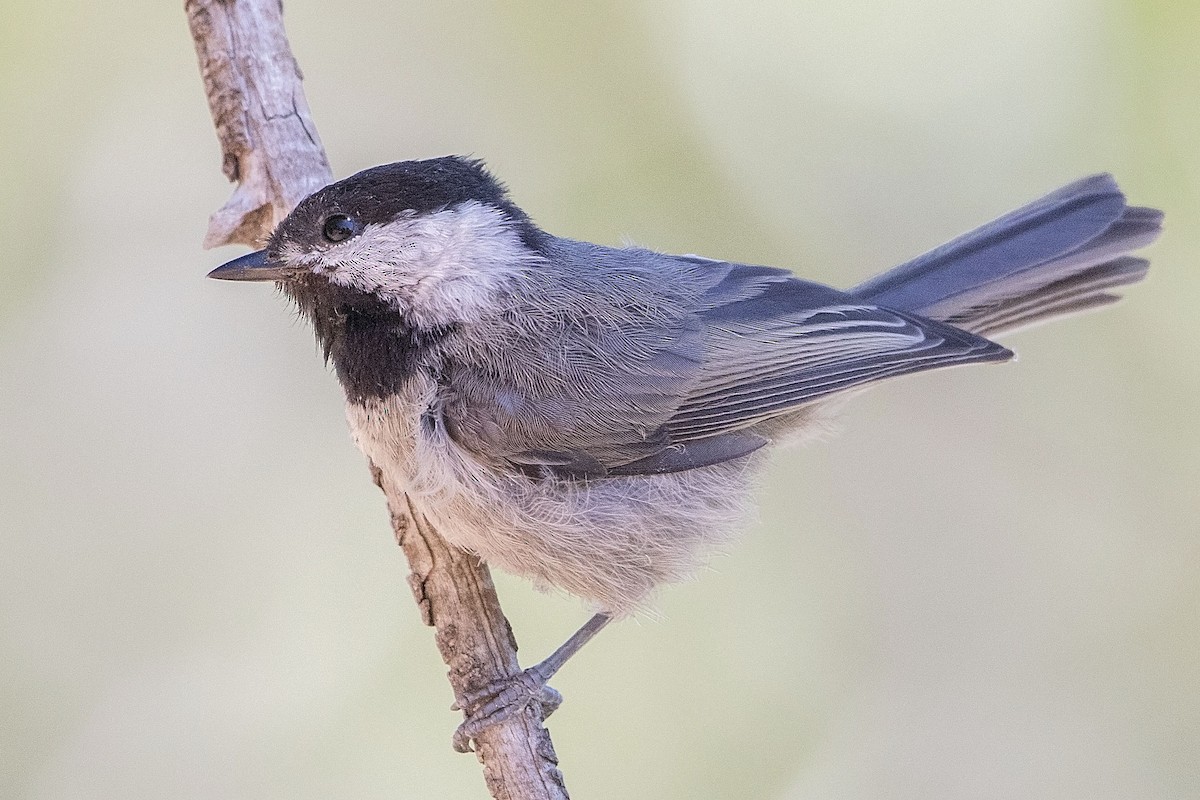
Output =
[{"x1": 322, "y1": 214, "x2": 361, "y2": 243}]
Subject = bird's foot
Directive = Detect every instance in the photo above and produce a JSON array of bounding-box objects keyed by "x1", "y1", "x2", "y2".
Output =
[
  {"x1": 450, "y1": 612, "x2": 612, "y2": 753},
  {"x1": 451, "y1": 666, "x2": 563, "y2": 753}
]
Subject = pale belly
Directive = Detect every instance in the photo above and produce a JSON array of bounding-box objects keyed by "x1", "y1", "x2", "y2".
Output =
[{"x1": 344, "y1": 386, "x2": 762, "y2": 617}]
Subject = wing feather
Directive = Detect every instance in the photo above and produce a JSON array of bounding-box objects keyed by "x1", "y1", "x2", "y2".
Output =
[
  {"x1": 659, "y1": 276, "x2": 1010, "y2": 444},
  {"x1": 445, "y1": 254, "x2": 1010, "y2": 477}
]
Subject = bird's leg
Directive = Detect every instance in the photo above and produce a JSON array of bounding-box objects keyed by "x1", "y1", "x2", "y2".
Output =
[{"x1": 452, "y1": 612, "x2": 612, "y2": 752}]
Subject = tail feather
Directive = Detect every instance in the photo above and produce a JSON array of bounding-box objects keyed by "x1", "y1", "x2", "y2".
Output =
[
  {"x1": 850, "y1": 175, "x2": 1161, "y2": 336},
  {"x1": 949, "y1": 256, "x2": 1149, "y2": 337}
]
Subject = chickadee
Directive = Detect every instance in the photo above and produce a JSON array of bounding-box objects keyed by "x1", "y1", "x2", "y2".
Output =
[{"x1": 210, "y1": 156, "x2": 1161, "y2": 749}]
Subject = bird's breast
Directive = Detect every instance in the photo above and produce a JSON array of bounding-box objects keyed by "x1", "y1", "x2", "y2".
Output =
[{"x1": 344, "y1": 379, "x2": 439, "y2": 493}]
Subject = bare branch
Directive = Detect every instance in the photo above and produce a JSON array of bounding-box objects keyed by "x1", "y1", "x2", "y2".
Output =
[
  {"x1": 186, "y1": 0, "x2": 331, "y2": 247},
  {"x1": 186, "y1": 2, "x2": 570, "y2": 796}
]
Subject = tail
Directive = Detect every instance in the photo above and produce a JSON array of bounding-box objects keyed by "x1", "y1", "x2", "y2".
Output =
[{"x1": 850, "y1": 174, "x2": 1162, "y2": 337}]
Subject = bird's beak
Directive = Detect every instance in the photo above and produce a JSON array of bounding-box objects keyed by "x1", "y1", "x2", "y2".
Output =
[{"x1": 207, "y1": 249, "x2": 294, "y2": 282}]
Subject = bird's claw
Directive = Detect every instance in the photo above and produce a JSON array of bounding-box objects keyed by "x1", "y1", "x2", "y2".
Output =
[{"x1": 451, "y1": 667, "x2": 564, "y2": 753}]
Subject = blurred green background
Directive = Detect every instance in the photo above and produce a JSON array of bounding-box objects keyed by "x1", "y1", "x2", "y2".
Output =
[{"x1": 2, "y1": 1, "x2": 1197, "y2": 798}]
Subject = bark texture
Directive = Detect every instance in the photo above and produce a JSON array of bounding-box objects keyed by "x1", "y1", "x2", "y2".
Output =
[
  {"x1": 186, "y1": 2, "x2": 570, "y2": 797},
  {"x1": 187, "y1": 0, "x2": 332, "y2": 247}
]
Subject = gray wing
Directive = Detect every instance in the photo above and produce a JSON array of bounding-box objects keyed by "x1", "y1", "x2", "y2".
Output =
[
  {"x1": 444, "y1": 257, "x2": 1010, "y2": 477},
  {"x1": 607, "y1": 262, "x2": 1011, "y2": 474}
]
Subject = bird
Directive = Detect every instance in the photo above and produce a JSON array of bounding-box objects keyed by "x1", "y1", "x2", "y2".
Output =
[{"x1": 209, "y1": 156, "x2": 1161, "y2": 750}]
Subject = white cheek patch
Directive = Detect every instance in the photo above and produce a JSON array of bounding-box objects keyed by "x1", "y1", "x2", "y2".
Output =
[{"x1": 302, "y1": 201, "x2": 541, "y2": 327}]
